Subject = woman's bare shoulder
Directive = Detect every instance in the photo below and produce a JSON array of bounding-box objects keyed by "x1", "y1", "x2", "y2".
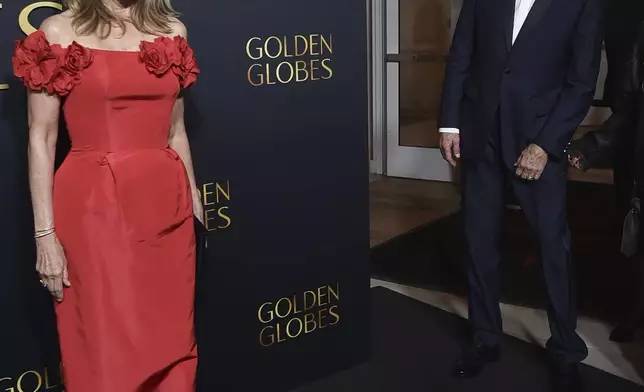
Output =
[
  {"x1": 168, "y1": 18, "x2": 188, "y2": 38},
  {"x1": 39, "y1": 11, "x2": 75, "y2": 46}
]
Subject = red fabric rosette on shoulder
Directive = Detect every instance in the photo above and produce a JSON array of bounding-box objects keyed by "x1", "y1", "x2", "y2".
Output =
[{"x1": 12, "y1": 30, "x2": 93, "y2": 96}]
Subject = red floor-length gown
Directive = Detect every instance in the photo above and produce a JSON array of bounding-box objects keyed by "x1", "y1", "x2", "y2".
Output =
[{"x1": 13, "y1": 31, "x2": 200, "y2": 391}]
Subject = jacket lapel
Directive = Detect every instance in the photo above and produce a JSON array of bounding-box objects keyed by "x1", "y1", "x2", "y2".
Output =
[
  {"x1": 513, "y1": 0, "x2": 554, "y2": 47},
  {"x1": 502, "y1": 0, "x2": 515, "y2": 52}
]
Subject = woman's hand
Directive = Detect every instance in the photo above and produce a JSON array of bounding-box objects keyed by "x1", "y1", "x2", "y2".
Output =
[
  {"x1": 568, "y1": 153, "x2": 583, "y2": 170},
  {"x1": 36, "y1": 234, "x2": 70, "y2": 302},
  {"x1": 193, "y1": 191, "x2": 204, "y2": 224},
  {"x1": 567, "y1": 151, "x2": 591, "y2": 171}
]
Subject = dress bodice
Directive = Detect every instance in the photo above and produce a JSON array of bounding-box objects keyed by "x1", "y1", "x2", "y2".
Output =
[{"x1": 12, "y1": 31, "x2": 199, "y2": 152}]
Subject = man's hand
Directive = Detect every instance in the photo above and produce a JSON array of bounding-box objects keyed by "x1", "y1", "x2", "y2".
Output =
[
  {"x1": 515, "y1": 143, "x2": 548, "y2": 180},
  {"x1": 439, "y1": 133, "x2": 461, "y2": 167}
]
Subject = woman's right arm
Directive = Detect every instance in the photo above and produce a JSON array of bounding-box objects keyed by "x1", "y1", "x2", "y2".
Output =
[
  {"x1": 29, "y1": 91, "x2": 59, "y2": 236},
  {"x1": 25, "y1": 16, "x2": 72, "y2": 301},
  {"x1": 28, "y1": 89, "x2": 70, "y2": 302}
]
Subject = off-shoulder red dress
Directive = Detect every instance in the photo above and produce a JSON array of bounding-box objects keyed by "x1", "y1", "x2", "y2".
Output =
[{"x1": 13, "y1": 31, "x2": 200, "y2": 392}]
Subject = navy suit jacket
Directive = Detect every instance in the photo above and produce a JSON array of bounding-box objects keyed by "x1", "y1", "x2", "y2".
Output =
[{"x1": 439, "y1": 0, "x2": 604, "y2": 167}]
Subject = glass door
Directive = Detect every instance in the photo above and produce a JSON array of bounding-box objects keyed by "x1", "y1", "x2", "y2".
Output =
[{"x1": 385, "y1": 0, "x2": 460, "y2": 181}]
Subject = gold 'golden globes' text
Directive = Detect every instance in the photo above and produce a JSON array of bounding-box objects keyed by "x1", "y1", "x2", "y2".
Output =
[
  {"x1": 0, "y1": 365, "x2": 63, "y2": 392},
  {"x1": 198, "y1": 180, "x2": 231, "y2": 231},
  {"x1": 246, "y1": 34, "x2": 333, "y2": 87},
  {"x1": 257, "y1": 283, "x2": 340, "y2": 347}
]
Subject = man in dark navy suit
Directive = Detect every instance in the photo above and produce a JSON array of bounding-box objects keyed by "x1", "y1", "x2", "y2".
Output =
[{"x1": 438, "y1": 0, "x2": 603, "y2": 390}]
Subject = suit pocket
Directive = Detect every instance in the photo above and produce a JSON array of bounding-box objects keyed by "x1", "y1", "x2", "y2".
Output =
[
  {"x1": 531, "y1": 91, "x2": 560, "y2": 117},
  {"x1": 527, "y1": 91, "x2": 560, "y2": 139}
]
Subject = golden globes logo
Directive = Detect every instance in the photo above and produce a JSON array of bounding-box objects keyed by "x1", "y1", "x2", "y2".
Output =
[
  {"x1": 18, "y1": 1, "x2": 62, "y2": 35},
  {"x1": 0, "y1": 365, "x2": 62, "y2": 392},
  {"x1": 246, "y1": 34, "x2": 333, "y2": 87},
  {"x1": 257, "y1": 283, "x2": 340, "y2": 347},
  {"x1": 198, "y1": 180, "x2": 232, "y2": 231},
  {"x1": 0, "y1": 1, "x2": 63, "y2": 91}
]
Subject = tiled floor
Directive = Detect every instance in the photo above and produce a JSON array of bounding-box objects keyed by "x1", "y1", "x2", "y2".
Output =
[{"x1": 369, "y1": 175, "x2": 644, "y2": 386}]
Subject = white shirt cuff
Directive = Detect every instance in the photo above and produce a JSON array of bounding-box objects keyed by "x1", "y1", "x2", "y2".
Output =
[{"x1": 439, "y1": 128, "x2": 460, "y2": 134}]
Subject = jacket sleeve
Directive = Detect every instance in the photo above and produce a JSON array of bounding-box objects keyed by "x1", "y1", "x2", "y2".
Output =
[
  {"x1": 533, "y1": 0, "x2": 604, "y2": 158},
  {"x1": 438, "y1": 0, "x2": 476, "y2": 129},
  {"x1": 568, "y1": 21, "x2": 644, "y2": 169},
  {"x1": 567, "y1": 114, "x2": 627, "y2": 170}
]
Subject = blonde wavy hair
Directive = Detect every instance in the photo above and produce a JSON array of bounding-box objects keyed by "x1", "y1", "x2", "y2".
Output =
[{"x1": 64, "y1": 0, "x2": 178, "y2": 38}]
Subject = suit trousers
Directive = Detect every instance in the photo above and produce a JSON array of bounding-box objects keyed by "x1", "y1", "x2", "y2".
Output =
[{"x1": 461, "y1": 128, "x2": 588, "y2": 364}]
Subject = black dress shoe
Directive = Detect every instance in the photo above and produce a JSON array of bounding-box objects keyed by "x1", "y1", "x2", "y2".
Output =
[
  {"x1": 609, "y1": 324, "x2": 635, "y2": 343},
  {"x1": 551, "y1": 363, "x2": 583, "y2": 392},
  {"x1": 452, "y1": 343, "x2": 501, "y2": 378}
]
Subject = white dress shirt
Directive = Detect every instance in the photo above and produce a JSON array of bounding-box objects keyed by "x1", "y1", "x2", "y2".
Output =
[{"x1": 439, "y1": 0, "x2": 537, "y2": 134}]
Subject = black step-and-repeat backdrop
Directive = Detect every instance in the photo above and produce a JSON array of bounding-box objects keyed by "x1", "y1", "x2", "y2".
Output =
[{"x1": 0, "y1": 1, "x2": 370, "y2": 391}]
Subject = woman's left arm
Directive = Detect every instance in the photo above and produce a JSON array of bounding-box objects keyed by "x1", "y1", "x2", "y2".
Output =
[
  {"x1": 169, "y1": 21, "x2": 203, "y2": 222},
  {"x1": 169, "y1": 97, "x2": 203, "y2": 222}
]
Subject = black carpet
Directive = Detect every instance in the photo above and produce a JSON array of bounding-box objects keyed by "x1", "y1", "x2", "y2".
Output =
[{"x1": 293, "y1": 287, "x2": 643, "y2": 392}]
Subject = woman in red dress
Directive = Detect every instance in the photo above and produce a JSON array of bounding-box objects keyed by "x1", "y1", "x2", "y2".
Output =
[{"x1": 12, "y1": 0, "x2": 201, "y2": 390}]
